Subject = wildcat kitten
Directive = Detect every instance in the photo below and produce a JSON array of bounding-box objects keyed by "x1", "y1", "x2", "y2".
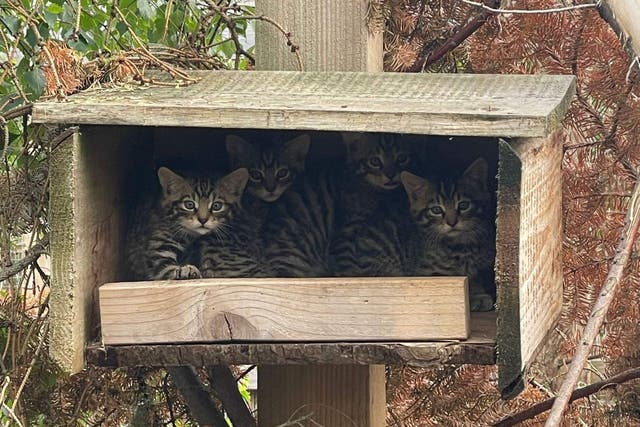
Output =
[
  {"x1": 196, "y1": 134, "x2": 311, "y2": 278},
  {"x1": 400, "y1": 158, "x2": 496, "y2": 311},
  {"x1": 339, "y1": 132, "x2": 415, "y2": 222},
  {"x1": 225, "y1": 134, "x2": 310, "y2": 203},
  {"x1": 126, "y1": 167, "x2": 248, "y2": 281}
]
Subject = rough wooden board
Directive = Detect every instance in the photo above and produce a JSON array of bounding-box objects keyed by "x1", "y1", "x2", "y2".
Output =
[
  {"x1": 49, "y1": 131, "x2": 80, "y2": 372},
  {"x1": 32, "y1": 71, "x2": 576, "y2": 137},
  {"x1": 513, "y1": 132, "x2": 563, "y2": 369},
  {"x1": 258, "y1": 365, "x2": 385, "y2": 427},
  {"x1": 495, "y1": 139, "x2": 524, "y2": 398},
  {"x1": 49, "y1": 127, "x2": 136, "y2": 374},
  {"x1": 99, "y1": 277, "x2": 470, "y2": 344},
  {"x1": 256, "y1": 0, "x2": 383, "y2": 72},
  {"x1": 86, "y1": 312, "x2": 496, "y2": 367}
]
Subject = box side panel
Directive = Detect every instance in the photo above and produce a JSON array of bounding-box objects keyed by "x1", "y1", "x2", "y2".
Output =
[
  {"x1": 496, "y1": 139, "x2": 523, "y2": 398},
  {"x1": 49, "y1": 126, "x2": 139, "y2": 373},
  {"x1": 514, "y1": 131, "x2": 563, "y2": 368},
  {"x1": 255, "y1": 0, "x2": 383, "y2": 72},
  {"x1": 49, "y1": 132, "x2": 80, "y2": 372}
]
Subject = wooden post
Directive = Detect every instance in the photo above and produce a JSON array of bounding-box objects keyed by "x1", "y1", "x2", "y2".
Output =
[{"x1": 255, "y1": 1, "x2": 385, "y2": 425}]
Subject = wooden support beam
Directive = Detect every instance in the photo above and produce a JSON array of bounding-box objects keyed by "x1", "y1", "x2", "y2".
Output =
[
  {"x1": 258, "y1": 365, "x2": 386, "y2": 427},
  {"x1": 98, "y1": 277, "x2": 470, "y2": 345},
  {"x1": 255, "y1": 0, "x2": 383, "y2": 72}
]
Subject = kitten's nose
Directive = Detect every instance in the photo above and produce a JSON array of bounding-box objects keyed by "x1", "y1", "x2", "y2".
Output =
[
  {"x1": 197, "y1": 216, "x2": 208, "y2": 225},
  {"x1": 445, "y1": 213, "x2": 458, "y2": 227}
]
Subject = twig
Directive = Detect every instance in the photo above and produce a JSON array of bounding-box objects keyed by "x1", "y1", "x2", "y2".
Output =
[
  {"x1": 461, "y1": 0, "x2": 601, "y2": 14},
  {"x1": 0, "y1": 238, "x2": 48, "y2": 282},
  {"x1": 237, "y1": 14, "x2": 304, "y2": 71},
  {"x1": 207, "y1": 365, "x2": 256, "y2": 427},
  {"x1": 494, "y1": 367, "x2": 640, "y2": 426},
  {"x1": 1, "y1": 104, "x2": 33, "y2": 121},
  {"x1": 544, "y1": 175, "x2": 640, "y2": 425}
]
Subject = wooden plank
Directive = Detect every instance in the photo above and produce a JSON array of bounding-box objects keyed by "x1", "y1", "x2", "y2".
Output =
[
  {"x1": 49, "y1": 128, "x2": 133, "y2": 373},
  {"x1": 255, "y1": 0, "x2": 383, "y2": 72},
  {"x1": 32, "y1": 71, "x2": 576, "y2": 137},
  {"x1": 513, "y1": 132, "x2": 564, "y2": 371},
  {"x1": 86, "y1": 312, "x2": 497, "y2": 367},
  {"x1": 258, "y1": 365, "x2": 385, "y2": 427},
  {"x1": 495, "y1": 139, "x2": 524, "y2": 399},
  {"x1": 98, "y1": 277, "x2": 470, "y2": 345},
  {"x1": 495, "y1": 132, "x2": 564, "y2": 399}
]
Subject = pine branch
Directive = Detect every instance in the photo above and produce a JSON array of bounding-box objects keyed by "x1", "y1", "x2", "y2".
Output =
[
  {"x1": 407, "y1": 0, "x2": 499, "y2": 72},
  {"x1": 207, "y1": 365, "x2": 257, "y2": 427},
  {"x1": 166, "y1": 366, "x2": 227, "y2": 427},
  {"x1": 494, "y1": 366, "x2": 640, "y2": 426},
  {"x1": 544, "y1": 175, "x2": 640, "y2": 425}
]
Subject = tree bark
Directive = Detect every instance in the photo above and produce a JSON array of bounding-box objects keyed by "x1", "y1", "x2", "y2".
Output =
[{"x1": 207, "y1": 365, "x2": 257, "y2": 427}]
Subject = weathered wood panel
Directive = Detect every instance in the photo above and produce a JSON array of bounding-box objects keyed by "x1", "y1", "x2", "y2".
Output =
[
  {"x1": 496, "y1": 131, "x2": 564, "y2": 399},
  {"x1": 495, "y1": 139, "x2": 524, "y2": 398},
  {"x1": 514, "y1": 132, "x2": 564, "y2": 369},
  {"x1": 32, "y1": 71, "x2": 576, "y2": 137},
  {"x1": 99, "y1": 277, "x2": 469, "y2": 345},
  {"x1": 600, "y1": 0, "x2": 640, "y2": 58},
  {"x1": 86, "y1": 311, "x2": 497, "y2": 367},
  {"x1": 258, "y1": 365, "x2": 385, "y2": 427},
  {"x1": 256, "y1": 0, "x2": 383, "y2": 72},
  {"x1": 49, "y1": 128, "x2": 132, "y2": 373}
]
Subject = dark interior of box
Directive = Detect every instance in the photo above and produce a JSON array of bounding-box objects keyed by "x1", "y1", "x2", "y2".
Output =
[{"x1": 79, "y1": 125, "x2": 499, "y2": 342}]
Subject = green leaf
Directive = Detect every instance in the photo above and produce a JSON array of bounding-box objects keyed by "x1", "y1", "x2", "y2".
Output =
[
  {"x1": 24, "y1": 67, "x2": 46, "y2": 98},
  {"x1": 136, "y1": 0, "x2": 156, "y2": 20},
  {"x1": 0, "y1": 15, "x2": 21, "y2": 35},
  {"x1": 47, "y1": 3, "x2": 63, "y2": 14}
]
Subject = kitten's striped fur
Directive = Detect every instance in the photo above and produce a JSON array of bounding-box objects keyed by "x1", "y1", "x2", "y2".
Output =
[
  {"x1": 401, "y1": 158, "x2": 496, "y2": 311},
  {"x1": 125, "y1": 167, "x2": 248, "y2": 280}
]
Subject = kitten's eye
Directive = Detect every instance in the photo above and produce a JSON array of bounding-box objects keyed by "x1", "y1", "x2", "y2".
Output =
[
  {"x1": 249, "y1": 169, "x2": 263, "y2": 181},
  {"x1": 396, "y1": 153, "x2": 409, "y2": 165},
  {"x1": 211, "y1": 201, "x2": 224, "y2": 212},
  {"x1": 429, "y1": 206, "x2": 444, "y2": 215},
  {"x1": 458, "y1": 201, "x2": 471, "y2": 212},
  {"x1": 276, "y1": 168, "x2": 290, "y2": 179},
  {"x1": 368, "y1": 156, "x2": 383, "y2": 168},
  {"x1": 182, "y1": 200, "x2": 196, "y2": 210}
]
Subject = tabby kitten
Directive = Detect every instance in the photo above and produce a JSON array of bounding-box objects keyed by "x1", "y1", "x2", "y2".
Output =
[
  {"x1": 126, "y1": 167, "x2": 248, "y2": 281},
  {"x1": 400, "y1": 158, "x2": 496, "y2": 311},
  {"x1": 339, "y1": 132, "x2": 415, "y2": 222},
  {"x1": 225, "y1": 134, "x2": 311, "y2": 203}
]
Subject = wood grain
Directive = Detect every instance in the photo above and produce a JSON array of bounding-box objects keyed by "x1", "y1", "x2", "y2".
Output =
[
  {"x1": 258, "y1": 365, "x2": 385, "y2": 427},
  {"x1": 256, "y1": 0, "x2": 383, "y2": 72},
  {"x1": 86, "y1": 312, "x2": 497, "y2": 367},
  {"x1": 49, "y1": 128, "x2": 134, "y2": 373},
  {"x1": 495, "y1": 132, "x2": 564, "y2": 399},
  {"x1": 32, "y1": 71, "x2": 575, "y2": 137},
  {"x1": 99, "y1": 277, "x2": 469, "y2": 345}
]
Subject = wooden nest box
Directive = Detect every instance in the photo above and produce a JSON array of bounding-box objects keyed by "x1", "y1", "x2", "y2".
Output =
[{"x1": 34, "y1": 70, "x2": 575, "y2": 399}]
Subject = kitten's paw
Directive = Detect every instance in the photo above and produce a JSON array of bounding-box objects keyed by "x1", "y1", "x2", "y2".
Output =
[
  {"x1": 176, "y1": 264, "x2": 202, "y2": 280},
  {"x1": 470, "y1": 293, "x2": 495, "y2": 312}
]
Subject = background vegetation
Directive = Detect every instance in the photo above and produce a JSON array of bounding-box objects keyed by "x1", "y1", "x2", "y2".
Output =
[{"x1": 1, "y1": 0, "x2": 640, "y2": 425}]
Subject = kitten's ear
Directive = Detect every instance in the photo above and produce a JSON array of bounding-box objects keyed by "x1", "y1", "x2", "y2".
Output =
[
  {"x1": 157, "y1": 167, "x2": 190, "y2": 196},
  {"x1": 218, "y1": 168, "x2": 249, "y2": 203},
  {"x1": 400, "y1": 171, "x2": 433, "y2": 205},
  {"x1": 341, "y1": 132, "x2": 371, "y2": 160},
  {"x1": 225, "y1": 135, "x2": 255, "y2": 167},
  {"x1": 281, "y1": 134, "x2": 311, "y2": 170},
  {"x1": 462, "y1": 158, "x2": 488, "y2": 192}
]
